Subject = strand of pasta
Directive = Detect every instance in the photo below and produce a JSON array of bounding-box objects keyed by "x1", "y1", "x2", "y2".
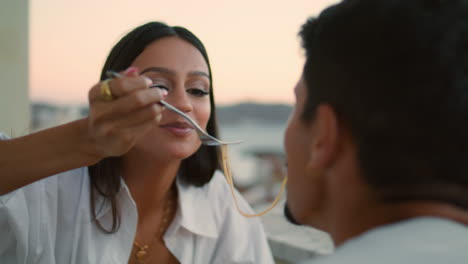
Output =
[{"x1": 221, "y1": 145, "x2": 288, "y2": 217}]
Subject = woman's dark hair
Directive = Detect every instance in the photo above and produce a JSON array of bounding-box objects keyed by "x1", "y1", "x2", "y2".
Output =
[
  {"x1": 299, "y1": 0, "x2": 468, "y2": 208},
  {"x1": 88, "y1": 22, "x2": 221, "y2": 233}
]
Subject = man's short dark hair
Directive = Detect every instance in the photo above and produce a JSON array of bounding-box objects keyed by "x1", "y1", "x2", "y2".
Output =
[{"x1": 299, "y1": 0, "x2": 468, "y2": 208}]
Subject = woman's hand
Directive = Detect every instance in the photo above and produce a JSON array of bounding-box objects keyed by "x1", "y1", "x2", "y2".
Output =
[{"x1": 86, "y1": 67, "x2": 166, "y2": 159}]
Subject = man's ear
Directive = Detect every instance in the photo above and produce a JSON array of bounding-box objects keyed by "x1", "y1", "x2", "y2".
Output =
[
  {"x1": 298, "y1": 104, "x2": 340, "y2": 228},
  {"x1": 306, "y1": 104, "x2": 340, "y2": 171}
]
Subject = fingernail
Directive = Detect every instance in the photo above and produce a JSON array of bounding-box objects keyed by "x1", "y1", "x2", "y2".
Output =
[
  {"x1": 144, "y1": 77, "x2": 152, "y2": 86},
  {"x1": 156, "y1": 113, "x2": 162, "y2": 123},
  {"x1": 125, "y1": 66, "x2": 138, "y2": 74},
  {"x1": 160, "y1": 90, "x2": 168, "y2": 97}
]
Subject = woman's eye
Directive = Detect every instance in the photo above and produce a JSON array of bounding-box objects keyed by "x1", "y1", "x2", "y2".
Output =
[
  {"x1": 149, "y1": 84, "x2": 169, "y2": 91},
  {"x1": 188, "y1": 88, "x2": 209, "y2": 97}
]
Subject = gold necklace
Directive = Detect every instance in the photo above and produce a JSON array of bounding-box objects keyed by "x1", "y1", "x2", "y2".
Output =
[{"x1": 132, "y1": 188, "x2": 176, "y2": 264}]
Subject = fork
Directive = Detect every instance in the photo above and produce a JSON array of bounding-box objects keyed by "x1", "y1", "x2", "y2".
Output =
[
  {"x1": 106, "y1": 71, "x2": 243, "y2": 146},
  {"x1": 158, "y1": 100, "x2": 243, "y2": 146}
]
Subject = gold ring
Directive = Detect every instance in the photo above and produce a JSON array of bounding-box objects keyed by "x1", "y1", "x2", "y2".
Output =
[{"x1": 100, "y1": 79, "x2": 114, "y2": 101}]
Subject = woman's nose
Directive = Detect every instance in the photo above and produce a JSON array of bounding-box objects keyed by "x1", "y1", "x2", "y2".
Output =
[{"x1": 167, "y1": 87, "x2": 193, "y2": 113}]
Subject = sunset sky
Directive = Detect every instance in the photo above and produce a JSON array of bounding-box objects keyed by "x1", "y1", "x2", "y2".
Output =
[{"x1": 29, "y1": 0, "x2": 339, "y2": 106}]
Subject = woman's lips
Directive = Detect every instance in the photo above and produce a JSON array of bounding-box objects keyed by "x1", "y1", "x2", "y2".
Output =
[{"x1": 160, "y1": 121, "x2": 194, "y2": 137}]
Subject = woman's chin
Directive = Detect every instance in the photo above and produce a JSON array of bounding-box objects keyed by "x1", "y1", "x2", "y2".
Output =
[
  {"x1": 168, "y1": 149, "x2": 196, "y2": 160},
  {"x1": 162, "y1": 140, "x2": 201, "y2": 159},
  {"x1": 157, "y1": 144, "x2": 199, "y2": 160},
  {"x1": 135, "y1": 134, "x2": 201, "y2": 159}
]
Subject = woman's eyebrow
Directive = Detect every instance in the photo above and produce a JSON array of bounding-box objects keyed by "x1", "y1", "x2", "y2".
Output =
[
  {"x1": 140, "y1": 67, "x2": 210, "y2": 79},
  {"x1": 189, "y1": 71, "x2": 210, "y2": 79},
  {"x1": 140, "y1": 67, "x2": 175, "y2": 75}
]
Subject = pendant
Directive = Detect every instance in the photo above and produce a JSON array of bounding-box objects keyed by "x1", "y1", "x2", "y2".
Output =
[
  {"x1": 136, "y1": 249, "x2": 147, "y2": 258},
  {"x1": 135, "y1": 245, "x2": 149, "y2": 260}
]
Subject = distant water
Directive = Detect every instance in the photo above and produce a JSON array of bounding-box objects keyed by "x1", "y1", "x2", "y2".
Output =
[{"x1": 218, "y1": 121, "x2": 287, "y2": 187}]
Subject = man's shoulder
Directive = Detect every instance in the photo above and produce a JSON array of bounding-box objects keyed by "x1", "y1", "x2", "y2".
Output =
[{"x1": 300, "y1": 217, "x2": 468, "y2": 264}]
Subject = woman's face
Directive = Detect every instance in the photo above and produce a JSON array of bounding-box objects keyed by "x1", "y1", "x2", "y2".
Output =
[{"x1": 130, "y1": 36, "x2": 211, "y2": 160}]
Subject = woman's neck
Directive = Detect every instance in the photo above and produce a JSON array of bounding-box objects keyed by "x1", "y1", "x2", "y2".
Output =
[{"x1": 120, "y1": 149, "x2": 180, "y2": 219}]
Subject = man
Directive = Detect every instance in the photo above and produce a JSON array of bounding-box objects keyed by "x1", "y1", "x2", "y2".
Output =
[{"x1": 284, "y1": 0, "x2": 468, "y2": 263}]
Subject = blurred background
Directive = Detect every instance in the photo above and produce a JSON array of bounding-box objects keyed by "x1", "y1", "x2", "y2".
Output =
[{"x1": 1, "y1": 0, "x2": 338, "y2": 262}]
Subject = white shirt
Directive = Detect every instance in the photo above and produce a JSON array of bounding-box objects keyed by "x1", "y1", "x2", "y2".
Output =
[
  {"x1": 0, "y1": 133, "x2": 274, "y2": 264},
  {"x1": 300, "y1": 217, "x2": 468, "y2": 264}
]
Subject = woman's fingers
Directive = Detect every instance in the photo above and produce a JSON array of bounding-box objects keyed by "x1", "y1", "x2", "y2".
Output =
[
  {"x1": 116, "y1": 103, "x2": 164, "y2": 127},
  {"x1": 89, "y1": 88, "x2": 166, "y2": 133},
  {"x1": 109, "y1": 88, "x2": 166, "y2": 116},
  {"x1": 107, "y1": 75, "x2": 152, "y2": 98},
  {"x1": 85, "y1": 67, "x2": 169, "y2": 158},
  {"x1": 87, "y1": 103, "x2": 163, "y2": 158},
  {"x1": 88, "y1": 72, "x2": 152, "y2": 103},
  {"x1": 96, "y1": 102, "x2": 164, "y2": 132},
  {"x1": 99, "y1": 120, "x2": 160, "y2": 157}
]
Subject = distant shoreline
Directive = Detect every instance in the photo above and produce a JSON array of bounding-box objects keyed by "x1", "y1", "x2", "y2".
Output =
[{"x1": 31, "y1": 101, "x2": 293, "y2": 127}]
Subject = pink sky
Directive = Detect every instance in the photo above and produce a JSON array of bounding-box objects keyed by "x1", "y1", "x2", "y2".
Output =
[{"x1": 29, "y1": 0, "x2": 339, "y2": 105}]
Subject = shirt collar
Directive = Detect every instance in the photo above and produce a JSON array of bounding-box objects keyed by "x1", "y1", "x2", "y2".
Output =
[
  {"x1": 171, "y1": 176, "x2": 219, "y2": 238},
  {"x1": 94, "y1": 177, "x2": 133, "y2": 220},
  {"x1": 95, "y1": 174, "x2": 220, "y2": 238}
]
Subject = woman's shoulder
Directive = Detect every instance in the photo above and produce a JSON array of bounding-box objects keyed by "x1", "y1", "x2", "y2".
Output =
[
  {"x1": 205, "y1": 170, "x2": 230, "y2": 191},
  {"x1": 0, "y1": 132, "x2": 90, "y2": 204},
  {"x1": 33, "y1": 167, "x2": 89, "y2": 191},
  {"x1": 0, "y1": 132, "x2": 89, "y2": 197},
  {"x1": 177, "y1": 169, "x2": 253, "y2": 215},
  {"x1": 202, "y1": 170, "x2": 256, "y2": 216},
  {"x1": 201, "y1": 171, "x2": 274, "y2": 262},
  {"x1": 201, "y1": 170, "x2": 235, "y2": 201},
  {"x1": 1, "y1": 167, "x2": 90, "y2": 205}
]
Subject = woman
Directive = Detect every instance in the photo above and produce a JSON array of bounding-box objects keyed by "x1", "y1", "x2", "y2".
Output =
[{"x1": 0, "y1": 22, "x2": 274, "y2": 264}]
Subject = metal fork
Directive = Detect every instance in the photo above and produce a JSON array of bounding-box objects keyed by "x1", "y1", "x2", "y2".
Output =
[
  {"x1": 158, "y1": 100, "x2": 243, "y2": 146},
  {"x1": 106, "y1": 71, "x2": 243, "y2": 146}
]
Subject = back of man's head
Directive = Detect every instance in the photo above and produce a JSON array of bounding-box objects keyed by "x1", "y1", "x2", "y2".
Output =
[{"x1": 299, "y1": 0, "x2": 468, "y2": 208}]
